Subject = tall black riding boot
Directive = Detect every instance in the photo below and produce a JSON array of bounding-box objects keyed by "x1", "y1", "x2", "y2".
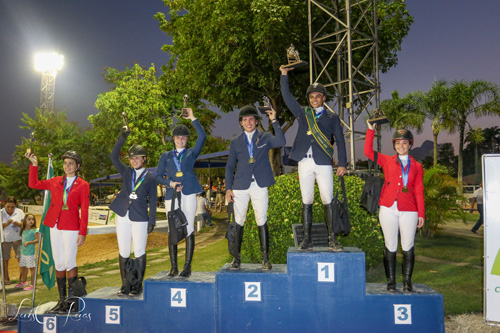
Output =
[
  {"x1": 298, "y1": 204, "x2": 313, "y2": 249},
  {"x1": 118, "y1": 255, "x2": 130, "y2": 296},
  {"x1": 167, "y1": 244, "x2": 179, "y2": 277},
  {"x1": 324, "y1": 203, "x2": 343, "y2": 251},
  {"x1": 48, "y1": 277, "x2": 67, "y2": 314},
  {"x1": 65, "y1": 276, "x2": 79, "y2": 313},
  {"x1": 129, "y1": 254, "x2": 146, "y2": 296},
  {"x1": 180, "y1": 234, "x2": 195, "y2": 277},
  {"x1": 402, "y1": 247, "x2": 415, "y2": 292},
  {"x1": 229, "y1": 224, "x2": 244, "y2": 270},
  {"x1": 384, "y1": 247, "x2": 397, "y2": 292},
  {"x1": 258, "y1": 224, "x2": 272, "y2": 270}
]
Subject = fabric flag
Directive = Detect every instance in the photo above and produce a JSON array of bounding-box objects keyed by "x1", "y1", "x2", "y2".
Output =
[{"x1": 39, "y1": 158, "x2": 55, "y2": 289}]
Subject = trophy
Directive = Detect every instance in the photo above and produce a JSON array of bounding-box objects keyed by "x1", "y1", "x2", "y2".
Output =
[
  {"x1": 368, "y1": 109, "x2": 389, "y2": 125},
  {"x1": 257, "y1": 96, "x2": 272, "y2": 114},
  {"x1": 180, "y1": 94, "x2": 189, "y2": 118},
  {"x1": 122, "y1": 112, "x2": 130, "y2": 131},
  {"x1": 26, "y1": 131, "x2": 35, "y2": 155},
  {"x1": 282, "y1": 44, "x2": 308, "y2": 69}
]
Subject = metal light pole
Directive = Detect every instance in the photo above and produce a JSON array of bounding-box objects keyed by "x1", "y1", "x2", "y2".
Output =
[{"x1": 34, "y1": 53, "x2": 64, "y2": 112}]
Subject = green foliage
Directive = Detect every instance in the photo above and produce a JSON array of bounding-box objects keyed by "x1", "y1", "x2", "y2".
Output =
[
  {"x1": 88, "y1": 64, "x2": 221, "y2": 178},
  {"x1": 240, "y1": 173, "x2": 384, "y2": 269},
  {"x1": 421, "y1": 165, "x2": 467, "y2": 236},
  {"x1": 156, "y1": 0, "x2": 412, "y2": 124},
  {"x1": 0, "y1": 109, "x2": 87, "y2": 203}
]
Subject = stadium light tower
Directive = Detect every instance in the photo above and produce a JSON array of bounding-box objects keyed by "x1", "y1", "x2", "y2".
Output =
[{"x1": 34, "y1": 52, "x2": 64, "y2": 112}]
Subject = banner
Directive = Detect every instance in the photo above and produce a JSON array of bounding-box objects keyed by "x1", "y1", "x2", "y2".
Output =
[
  {"x1": 39, "y1": 159, "x2": 55, "y2": 289},
  {"x1": 484, "y1": 154, "x2": 500, "y2": 324}
]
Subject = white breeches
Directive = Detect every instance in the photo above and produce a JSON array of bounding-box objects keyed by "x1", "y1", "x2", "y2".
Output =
[
  {"x1": 233, "y1": 181, "x2": 268, "y2": 227},
  {"x1": 166, "y1": 193, "x2": 197, "y2": 236},
  {"x1": 298, "y1": 158, "x2": 333, "y2": 205},
  {"x1": 50, "y1": 227, "x2": 79, "y2": 272},
  {"x1": 379, "y1": 201, "x2": 418, "y2": 252},
  {"x1": 116, "y1": 211, "x2": 148, "y2": 258}
]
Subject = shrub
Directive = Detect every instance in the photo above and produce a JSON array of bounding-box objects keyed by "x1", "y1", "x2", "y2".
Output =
[{"x1": 240, "y1": 173, "x2": 384, "y2": 269}]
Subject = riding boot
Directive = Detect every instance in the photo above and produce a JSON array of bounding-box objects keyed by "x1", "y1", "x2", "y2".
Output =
[
  {"x1": 384, "y1": 247, "x2": 397, "y2": 292},
  {"x1": 167, "y1": 244, "x2": 179, "y2": 277},
  {"x1": 48, "y1": 277, "x2": 67, "y2": 314},
  {"x1": 258, "y1": 224, "x2": 272, "y2": 270},
  {"x1": 118, "y1": 255, "x2": 130, "y2": 296},
  {"x1": 403, "y1": 247, "x2": 415, "y2": 292},
  {"x1": 325, "y1": 203, "x2": 343, "y2": 251},
  {"x1": 298, "y1": 204, "x2": 313, "y2": 249},
  {"x1": 229, "y1": 224, "x2": 244, "y2": 270},
  {"x1": 129, "y1": 254, "x2": 146, "y2": 296},
  {"x1": 65, "y1": 276, "x2": 78, "y2": 313},
  {"x1": 180, "y1": 234, "x2": 195, "y2": 277}
]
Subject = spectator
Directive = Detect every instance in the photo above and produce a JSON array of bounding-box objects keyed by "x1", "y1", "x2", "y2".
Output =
[
  {"x1": 470, "y1": 183, "x2": 484, "y2": 234},
  {"x1": 196, "y1": 192, "x2": 213, "y2": 227},
  {"x1": 1, "y1": 196, "x2": 24, "y2": 285}
]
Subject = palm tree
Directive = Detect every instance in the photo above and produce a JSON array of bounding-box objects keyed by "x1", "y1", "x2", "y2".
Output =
[
  {"x1": 447, "y1": 80, "x2": 500, "y2": 191},
  {"x1": 382, "y1": 80, "x2": 453, "y2": 166},
  {"x1": 465, "y1": 127, "x2": 485, "y2": 175},
  {"x1": 482, "y1": 126, "x2": 500, "y2": 153}
]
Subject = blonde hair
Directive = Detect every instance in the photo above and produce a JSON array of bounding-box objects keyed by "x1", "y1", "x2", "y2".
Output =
[{"x1": 20, "y1": 214, "x2": 37, "y2": 236}]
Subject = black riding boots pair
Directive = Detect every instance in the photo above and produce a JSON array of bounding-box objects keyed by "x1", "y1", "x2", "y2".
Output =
[
  {"x1": 298, "y1": 203, "x2": 342, "y2": 251},
  {"x1": 384, "y1": 246, "x2": 415, "y2": 292},
  {"x1": 168, "y1": 234, "x2": 195, "y2": 278},
  {"x1": 48, "y1": 276, "x2": 81, "y2": 313},
  {"x1": 229, "y1": 224, "x2": 272, "y2": 271}
]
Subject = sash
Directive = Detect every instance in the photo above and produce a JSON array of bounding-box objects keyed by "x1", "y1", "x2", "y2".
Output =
[{"x1": 305, "y1": 107, "x2": 334, "y2": 159}]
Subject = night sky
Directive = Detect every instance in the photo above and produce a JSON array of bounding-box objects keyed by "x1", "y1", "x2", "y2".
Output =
[{"x1": 1, "y1": 1, "x2": 500, "y2": 166}]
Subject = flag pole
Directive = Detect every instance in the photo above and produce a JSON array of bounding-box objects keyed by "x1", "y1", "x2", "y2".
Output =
[
  {"x1": 0, "y1": 207, "x2": 6, "y2": 318},
  {"x1": 32, "y1": 153, "x2": 53, "y2": 310}
]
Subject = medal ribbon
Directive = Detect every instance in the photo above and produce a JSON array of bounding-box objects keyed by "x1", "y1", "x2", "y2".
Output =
[
  {"x1": 173, "y1": 149, "x2": 185, "y2": 174},
  {"x1": 63, "y1": 176, "x2": 78, "y2": 207},
  {"x1": 305, "y1": 107, "x2": 334, "y2": 159},
  {"x1": 131, "y1": 169, "x2": 148, "y2": 193},
  {"x1": 400, "y1": 157, "x2": 411, "y2": 189},
  {"x1": 244, "y1": 133, "x2": 254, "y2": 160}
]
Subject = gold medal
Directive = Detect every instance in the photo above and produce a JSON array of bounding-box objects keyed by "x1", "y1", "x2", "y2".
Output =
[
  {"x1": 176, "y1": 171, "x2": 183, "y2": 177},
  {"x1": 248, "y1": 157, "x2": 255, "y2": 164},
  {"x1": 62, "y1": 204, "x2": 69, "y2": 210},
  {"x1": 307, "y1": 130, "x2": 312, "y2": 136},
  {"x1": 402, "y1": 186, "x2": 409, "y2": 193}
]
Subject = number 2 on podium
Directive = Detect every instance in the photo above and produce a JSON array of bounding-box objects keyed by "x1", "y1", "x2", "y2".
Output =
[{"x1": 245, "y1": 282, "x2": 261, "y2": 301}]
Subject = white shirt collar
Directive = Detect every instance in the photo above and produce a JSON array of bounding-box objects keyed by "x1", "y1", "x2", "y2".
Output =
[{"x1": 244, "y1": 129, "x2": 256, "y2": 141}]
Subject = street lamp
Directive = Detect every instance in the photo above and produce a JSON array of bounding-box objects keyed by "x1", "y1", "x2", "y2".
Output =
[{"x1": 34, "y1": 52, "x2": 64, "y2": 112}]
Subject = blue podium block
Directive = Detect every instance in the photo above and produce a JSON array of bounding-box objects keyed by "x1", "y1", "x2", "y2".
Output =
[
  {"x1": 287, "y1": 246, "x2": 366, "y2": 297},
  {"x1": 216, "y1": 263, "x2": 290, "y2": 332}
]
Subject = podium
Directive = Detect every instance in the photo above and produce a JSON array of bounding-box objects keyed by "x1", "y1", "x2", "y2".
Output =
[{"x1": 18, "y1": 248, "x2": 444, "y2": 332}]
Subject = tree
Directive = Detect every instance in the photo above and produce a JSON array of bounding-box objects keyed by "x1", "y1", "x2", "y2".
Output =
[
  {"x1": 382, "y1": 80, "x2": 454, "y2": 166},
  {"x1": 482, "y1": 126, "x2": 500, "y2": 153},
  {"x1": 0, "y1": 109, "x2": 87, "y2": 202},
  {"x1": 155, "y1": 0, "x2": 413, "y2": 172},
  {"x1": 447, "y1": 80, "x2": 500, "y2": 191},
  {"x1": 421, "y1": 165, "x2": 466, "y2": 237},
  {"x1": 464, "y1": 127, "x2": 485, "y2": 175},
  {"x1": 88, "y1": 64, "x2": 220, "y2": 178}
]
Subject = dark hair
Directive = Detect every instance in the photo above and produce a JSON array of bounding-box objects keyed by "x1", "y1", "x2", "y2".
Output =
[
  {"x1": 20, "y1": 213, "x2": 37, "y2": 236},
  {"x1": 5, "y1": 196, "x2": 17, "y2": 205}
]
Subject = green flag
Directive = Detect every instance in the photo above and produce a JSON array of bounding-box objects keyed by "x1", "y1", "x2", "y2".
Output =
[{"x1": 39, "y1": 158, "x2": 55, "y2": 289}]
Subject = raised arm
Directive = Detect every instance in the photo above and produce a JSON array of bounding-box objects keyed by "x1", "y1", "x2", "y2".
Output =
[
  {"x1": 110, "y1": 129, "x2": 130, "y2": 176},
  {"x1": 280, "y1": 67, "x2": 302, "y2": 118}
]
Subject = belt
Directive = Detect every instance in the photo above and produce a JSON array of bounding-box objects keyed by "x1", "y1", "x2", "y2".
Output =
[{"x1": 304, "y1": 154, "x2": 313, "y2": 158}]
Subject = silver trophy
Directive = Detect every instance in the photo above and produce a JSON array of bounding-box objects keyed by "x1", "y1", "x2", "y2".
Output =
[
  {"x1": 122, "y1": 112, "x2": 130, "y2": 131},
  {"x1": 282, "y1": 44, "x2": 308, "y2": 69},
  {"x1": 258, "y1": 96, "x2": 272, "y2": 114}
]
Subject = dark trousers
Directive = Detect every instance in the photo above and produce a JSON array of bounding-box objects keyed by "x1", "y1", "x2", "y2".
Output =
[{"x1": 472, "y1": 204, "x2": 484, "y2": 232}]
